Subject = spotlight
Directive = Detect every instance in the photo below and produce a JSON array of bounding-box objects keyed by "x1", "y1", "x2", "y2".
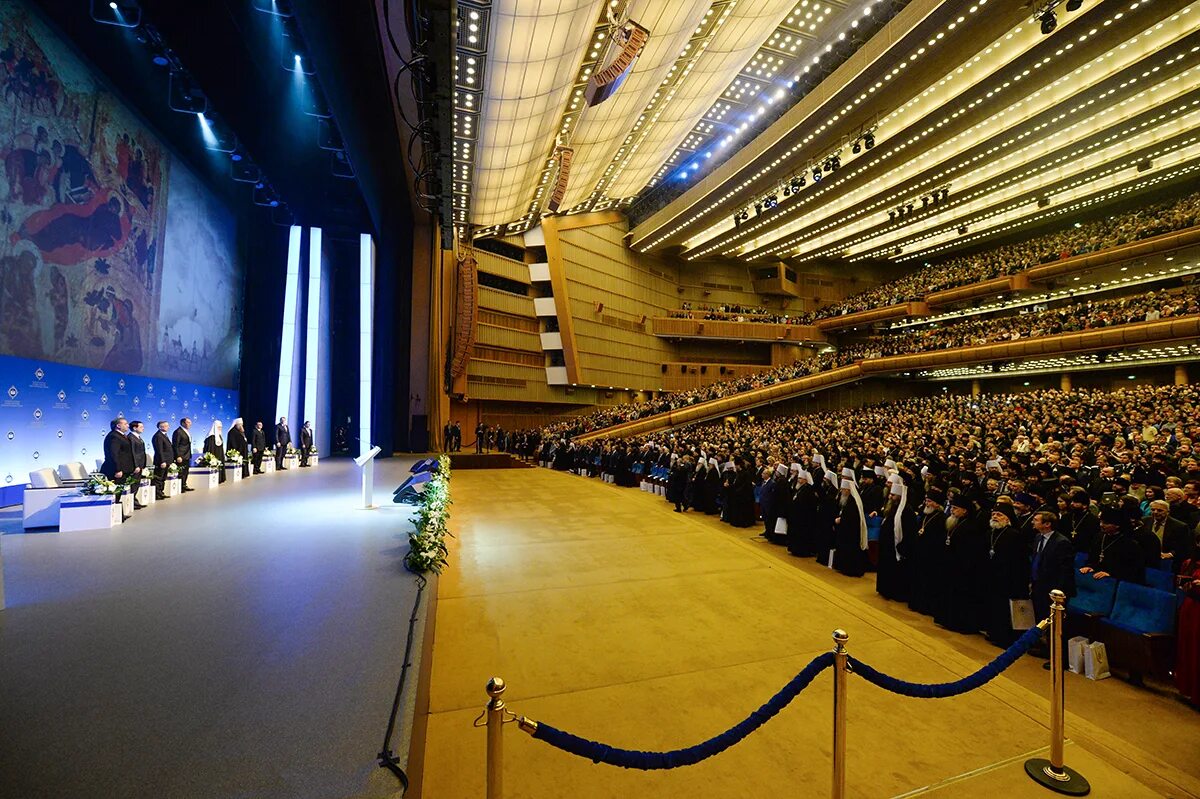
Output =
[
  {"x1": 109, "y1": 1, "x2": 117, "y2": 8},
  {"x1": 823, "y1": 158, "x2": 832, "y2": 172},
  {"x1": 754, "y1": 202, "x2": 763, "y2": 216},
  {"x1": 889, "y1": 210, "x2": 896, "y2": 221},
  {"x1": 783, "y1": 184, "x2": 791, "y2": 197},
  {"x1": 812, "y1": 167, "x2": 822, "y2": 182},
  {"x1": 734, "y1": 213, "x2": 741, "y2": 228},
  {"x1": 958, "y1": 225, "x2": 968, "y2": 235},
  {"x1": 905, "y1": 203, "x2": 913, "y2": 214},
  {"x1": 231, "y1": 152, "x2": 243, "y2": 162},
  {"x1": 864, "y1": 131, "x2": 874, "y2": 149},
  {"x1": 797, "y1": 173, "x2": 806, "y2": 187},
  {"x1": 852, "y1": 139, "x2": 861, "y2": 154},
  {"x1": 1040, "y1": 10, "x2": 1057, "y2": 34},
  {"x1": 921, "y1": 195, "x2": 930, "y2": 208},
  {"x1": 1065, "y1": 0, "x2": 1082, "y2": 9},
  {"x1": 830, "y1": 155, "x2": 840, "y2": 170},
  {"x1": 790, "y1": 177, "x2": 801, "y2": 193}
]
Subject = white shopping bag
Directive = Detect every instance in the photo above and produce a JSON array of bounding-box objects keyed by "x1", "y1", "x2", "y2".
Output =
[
  {"x1": 1009, "y1": 599, "x2": 1035, "y2": 631},
  {"x1": 1068, "y1": 636, "x2": 1090, "y2": 675},
  {"x1": 774, "y1": 517, "x2": 788, "y2": 535},
  {"x1": 1083, "y1": 641, "x2": 1111, "y2": 680}
]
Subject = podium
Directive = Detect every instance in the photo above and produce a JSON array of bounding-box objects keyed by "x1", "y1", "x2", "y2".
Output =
[{"x1": 355, "y1": 446, "x2": 383, "y2": 509}]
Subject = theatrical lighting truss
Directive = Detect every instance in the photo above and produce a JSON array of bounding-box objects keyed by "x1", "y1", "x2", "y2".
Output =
[
  {"x1": 91, "y1": 0, "x2": 141, "y2": 28},
  {"x1": 103, "y1": 13, "x2": 294, "y2": 223}
]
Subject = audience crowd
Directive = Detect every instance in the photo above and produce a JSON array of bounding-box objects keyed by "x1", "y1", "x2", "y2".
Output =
[
  {"x1": 509, "y1": 385, "x2": 1200, "y2": 700},
  {"x1": 670, "y1": 303, "x2": 813, "y2": 325},
  {"x1": 541, "y1": 283, "x2": 1200, "y2": 439},
  {"x1": 815, "y1": 190, "x2": 1200, "y2": 318},
  {"x1": 855, "y1": 285, "x2": 1200, "y2": 357}
]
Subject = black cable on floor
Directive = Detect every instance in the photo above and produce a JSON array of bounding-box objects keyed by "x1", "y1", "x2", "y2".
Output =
[{"x1": 377, "y1": 571, "x2": 428, "y2": 793}]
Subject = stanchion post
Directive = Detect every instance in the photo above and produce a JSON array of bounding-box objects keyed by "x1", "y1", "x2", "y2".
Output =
[
  {"x1": 486, "y1": 677, "x2": 506, "y2": 799},
  {"x1": 1024, "y1": 589, "x2": 1091, "y2": 795},
  {"x1": 832, "y1": 628, "x2": 849, "y2": 799}
]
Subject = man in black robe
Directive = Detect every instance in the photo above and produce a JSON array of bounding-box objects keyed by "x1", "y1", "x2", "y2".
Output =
[
  {"x1": 876, "y1": 474, "x2": 912, "y2": 601},
  {"x1": 173, "y1": 417, "x2": 193, "y2": 491},
  {"x1": 787, "y1": 468, "x2": 819, "y2": 557},
  {"x1": 984, "y1": 504, "x2": 1031, "y2": 646},
  {"x1": 1057, "y1": 488, "x2": 1099, "y2": 554},
  {"x1": 936, "y1": 494, "x2": 988, "y2": 634},
  {"x1": 668, "y1": 456, "x2": 690, "y2": 512},
  {"x1": 833, "y1": 473, "x2": 869, "y2": 577},
  {"x1": 228, "y1": 419, "x2": 250, "y2": 478},
  {"x1": 1080, "y1": 507, "x2": 1146, "y2": 584},
  {"x1": 908, "y1": 487, "x2": 947, "y2": 616},
  {"x1": 151, "y1": 420, "x2": 173, "y2": 499},
  {"x1": 251, "y1": 421, "x2": 268, "y2": 473}
]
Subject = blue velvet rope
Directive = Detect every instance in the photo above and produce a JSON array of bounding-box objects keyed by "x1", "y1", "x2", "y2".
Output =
[
  {"x1": 847, "y1": 624, "x2": 1044, "y2": 699},
  {"x1": 530, "y1": 651, "x2": 835, "y2": 769}
]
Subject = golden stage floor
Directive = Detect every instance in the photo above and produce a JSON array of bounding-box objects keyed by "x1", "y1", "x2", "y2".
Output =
[{"x1": 417, "y1": 468, "x2": 1200, "y2": 798}]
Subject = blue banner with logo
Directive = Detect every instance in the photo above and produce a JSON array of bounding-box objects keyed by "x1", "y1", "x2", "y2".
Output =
[{"x1": 0, "y1": 354, "x2": 239, "y2": 489}]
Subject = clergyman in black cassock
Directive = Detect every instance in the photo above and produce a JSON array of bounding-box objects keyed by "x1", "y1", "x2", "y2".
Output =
[
  {"x1": 908, "y1": 488, "x2": 947, "y2": 616},
  {"x1": 228, "y1": 418, "x2": 251, "y2": 478},
  {"x1": 984, "y1": 504, "x2": 1031, "y2": 646},
  {"x1": 832, "y1": 474, "x2": 869, "y2": 577},
  {"x1": 786, "y1": 469, "x2": 819, "y2": 557},
  {"x1": 935, "y1": 494, "x2": 988, "y2": 634},
  {"x1": 876, "y1": 475, "x2": 911, "y2": 601}
]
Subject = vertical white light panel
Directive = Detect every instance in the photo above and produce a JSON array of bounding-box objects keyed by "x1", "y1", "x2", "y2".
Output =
[
  {"x1": 276, "y1": 225, "x2": 303, "y2": 424},
  {"x1": 303, "y1": 227, "x2": 323, "y2": 442},
  {"x1": 359, "y1": 233, "x2": 375, "y2": 457}
]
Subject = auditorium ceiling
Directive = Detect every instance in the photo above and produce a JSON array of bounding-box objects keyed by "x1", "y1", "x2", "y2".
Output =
[{"x1": 448, "y1": 0, "x2": 1200, "y2": 268}]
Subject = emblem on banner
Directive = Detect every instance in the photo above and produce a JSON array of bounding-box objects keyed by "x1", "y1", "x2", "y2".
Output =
[
  {"x1": 7, "y1": 386, "x2": 17, "y2": 400},
  {"x1": 34, "y1": 368, "x2": 44, "y2": 381},
  {"x1": 33, "y1": 408, "x2": 42, "y2": 420},
  {"x1": 82, "y1": 374, "x2": 91, "y2": 386}
]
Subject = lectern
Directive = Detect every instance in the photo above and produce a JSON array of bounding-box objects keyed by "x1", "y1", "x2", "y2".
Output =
[{"x1": 355, "y1": 445, "x2": 383, "y2": 509}]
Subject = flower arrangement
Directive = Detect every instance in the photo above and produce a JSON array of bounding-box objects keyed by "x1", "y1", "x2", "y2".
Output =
[
  {"x1": 197, "y1": 452, "x2": 222, "y2": 468},
  {"x1": 405, "y1": 454, "x2": 453, "y2": 574},
  {"x1": 285, "y1": 445, "x2": 300, "y2": 457},
  {"x1": 167, "y1": 463, "x2": 179, "y2": 476},
  {"x1": 84, "y1": 473, "x2": 118, "y2": 496},
  {"x1": 308, "y1": 445, "x2": 318, "y2": 454},
  {"x1": 226, "y1": 450, "x2": 244, "y2": 465}
]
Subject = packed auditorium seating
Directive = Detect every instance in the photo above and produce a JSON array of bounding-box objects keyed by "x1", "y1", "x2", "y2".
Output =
[
  {"x1": 539, "y1": 282, "x2": 1200, "y2": 439},
  {"x1": 670, "y1": 303, "x2": 813, "y2": 325},
  {"x1": 814, "y1": 190, "x2": 1200, "y2": 318}
]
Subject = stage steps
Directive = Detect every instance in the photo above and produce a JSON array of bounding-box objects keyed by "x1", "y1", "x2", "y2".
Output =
[{"x1": 448, "y1": 453, "x2": 532, "y2": 470}]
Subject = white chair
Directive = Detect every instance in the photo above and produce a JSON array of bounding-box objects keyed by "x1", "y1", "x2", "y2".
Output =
[
  {"x1": 57, "y1": 462, "x2": 90, "y2": 485},
  {"x1": 23, "y1": 469, "x2": 79, "y2": 530}
]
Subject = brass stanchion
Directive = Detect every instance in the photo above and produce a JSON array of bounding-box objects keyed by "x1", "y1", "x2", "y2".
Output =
[
  {"x1": 832, "y1": 628, "x2": 849, "y2": 799},
  {"x1": 1025, "y1": 589, "x2": 1091, "y2": 795},
  {"x1": 486, "y1": 677, "x2": 507, "y2": 799}
]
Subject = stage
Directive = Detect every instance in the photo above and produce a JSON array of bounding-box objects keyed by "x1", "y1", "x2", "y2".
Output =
[
  {"x1": 0, "y1": 458, "x2": 425, "y2": 799},
  {"x1": 416, "y1": 467, "x2": 1200, "y2": 799}
]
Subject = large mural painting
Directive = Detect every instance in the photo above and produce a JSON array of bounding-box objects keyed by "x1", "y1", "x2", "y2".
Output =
[{"x1": 0, "y1": 0, "x2": 243, "y2": 390}]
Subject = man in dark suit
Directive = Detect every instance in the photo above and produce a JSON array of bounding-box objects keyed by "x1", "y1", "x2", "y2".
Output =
[
  {"x1": 475, "y1": 422, "x2": 486, "y2": 454},
  {"x1": 129, "y1": 421, "x2": 148, "y2": 472},
  {"x1": 173, "y1": 416, "x2": 194, "y2": 491},
  {"x1": 275, "y1": 416, "x2": 291, "y2": 469},
  {"x1": 443, "y1": 422, "x2": 452, "y2": 452},
  {"x1": 1144, "y1": 499, "x2": 1193, "y2": 572},
  {"x1": 1030, "y1": 510, "x2": 1077, "y2": 666},
  {"x1": 101, "y1": 418, "x2": 137, "y2": 482},
  {"x1": 152, "y1": 420, "x2": 173, "y2": 499},
  {"x1": 128, "y1": 420, "x2": 149, "y2": 508},
  {"x1": 1030, "y1": 510, "x2": 1077, "y2": 622},
  {"x1": 251, "y1": 421, "x2": 268, "y2": 473},
  {"x1": 299, "y1": 421, "x2": 314, "y2": 467},
  {"x1": 452, "y1": 421, "x2": 462, "y2": 452}
]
